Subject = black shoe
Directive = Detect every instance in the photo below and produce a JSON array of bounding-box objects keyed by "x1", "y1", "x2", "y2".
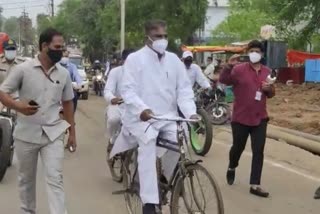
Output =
[
  {"x1": 143, "y1": 204, "x2": 156, "y2": 214},
  {"x1": 226, "y1": 169, "x2": 235, "y2": 185},
  {"x1": 314, "y1": 187, "x2": 320, "y2": 199},
  {"x1": 250, "y1": 187, "x2": 269, "y2": 198}
]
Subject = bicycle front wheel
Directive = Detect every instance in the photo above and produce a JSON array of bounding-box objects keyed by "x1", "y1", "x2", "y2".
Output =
[
  {"x1": 170, "y1": 164, "x2": 224, "y2": 214},
  {"x1": 190, "y1": 108, "x2": 213, "y2": 156},
  {"x1": 123, "y1": 150, "x2": 143, "y2": 214}
]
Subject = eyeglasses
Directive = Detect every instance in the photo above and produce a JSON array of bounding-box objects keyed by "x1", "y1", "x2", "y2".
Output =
[{"x1": 153, "y1": 34, "x2": 168, "y2": 39}]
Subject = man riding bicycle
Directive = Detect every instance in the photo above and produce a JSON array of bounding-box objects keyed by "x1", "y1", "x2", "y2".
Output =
[
  {"x1": 111, "y1": 20, "x2": 198, "y2": 214},
  {"x1": 104, "y1": 49, "x2": 135, "y2": 150}
]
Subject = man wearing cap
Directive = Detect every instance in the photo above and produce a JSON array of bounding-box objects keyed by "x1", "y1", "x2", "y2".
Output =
[
  {"x1": 182, "y1": 51, "x2": 211, "y2": 90},
  {"x1": 0, "y1": 39, "x2": 24, "y2": 110},
  {"x1": 0, "y1": 39, "x2": 24, "y2": 84}
]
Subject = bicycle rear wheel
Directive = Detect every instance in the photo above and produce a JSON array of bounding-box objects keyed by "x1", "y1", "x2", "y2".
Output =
[
  {"x1": 170, "y1": 164, "x2": 224, "y2": 214},
  {"x1": 123, "y1": 150, "x2": 143, "y2": 214}
]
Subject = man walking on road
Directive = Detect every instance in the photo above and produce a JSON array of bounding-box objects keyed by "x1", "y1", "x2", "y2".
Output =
[
  {"x1": 60, "y1": 48, "x2": 82, "y2": 113},
  {"x1": 0, "y1": 28, "x2": 76, "y2": 214},
  {"x1": 0, "y1": 39, "x2": 25, "y2": 109},
  {"x1": 220, "y1": 40, "x2": 275, "y2": 198}
]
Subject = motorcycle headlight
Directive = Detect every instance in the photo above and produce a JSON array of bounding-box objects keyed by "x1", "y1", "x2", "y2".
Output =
[{"x1": 97, "y1": 75, "x2": 102, "y2": 80}]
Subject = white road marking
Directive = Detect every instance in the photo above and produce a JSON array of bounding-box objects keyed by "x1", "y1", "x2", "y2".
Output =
[{"x1": 215, "y1": 141, "x2": 320, "y2": 183}]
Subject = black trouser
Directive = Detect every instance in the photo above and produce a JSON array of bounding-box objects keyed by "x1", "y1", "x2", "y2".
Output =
[
  {"x1": 229, "y1": 119, "x2": 268, "y2": 185},
  {"x1": 73, "y1": 92, "x2": 78, "y2": 113}
]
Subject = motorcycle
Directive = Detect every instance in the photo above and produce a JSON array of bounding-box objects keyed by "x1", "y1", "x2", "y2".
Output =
[
  {"x1": 189, "y1": 89, "x2": 213, "y2": 156},
  {"x1": 92, "y1": 69, "x2": 105, "y2": 96},
  {"x1": 202, "y1": 84, "x2": 231, "y2": 125},
  {"x1": 0, "y1": 107, "x2": 16, "y2": 182}
]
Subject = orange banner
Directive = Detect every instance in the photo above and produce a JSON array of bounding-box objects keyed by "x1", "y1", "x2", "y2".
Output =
[
  {"x1": 181, "y1": 45, "x2": 246, "y2": 53},
  {"x1": 287, "y1": 50, "x2": 320, "y2": 65}
]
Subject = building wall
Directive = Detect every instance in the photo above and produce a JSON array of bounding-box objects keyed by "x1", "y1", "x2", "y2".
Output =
[{"x1": 203, "y1": 0, "x2": 230, "y2": 39}]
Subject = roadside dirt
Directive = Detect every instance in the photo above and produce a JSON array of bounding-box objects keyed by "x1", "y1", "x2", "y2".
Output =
[{"x1": 268, "y1": 83, "x2": 320, "y2": 135}]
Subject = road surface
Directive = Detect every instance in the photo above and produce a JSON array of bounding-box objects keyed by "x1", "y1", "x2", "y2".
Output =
[{"x1": 1, "y1": 94, "x2": 320, "y2": 213}]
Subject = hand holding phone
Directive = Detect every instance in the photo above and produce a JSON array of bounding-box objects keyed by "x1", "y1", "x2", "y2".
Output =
[{"x1": 29, "y1": 100, "x2": 39, "y2": 106}]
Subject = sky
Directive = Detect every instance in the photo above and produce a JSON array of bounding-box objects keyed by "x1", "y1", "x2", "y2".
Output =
[{"x1": 1, "y1": 0, "x2": 63, "y2": 25}]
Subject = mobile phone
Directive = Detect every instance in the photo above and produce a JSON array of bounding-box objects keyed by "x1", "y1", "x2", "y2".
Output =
[
  {"x1": 29, "y1": 100, "x2": 39, "y2": 106},
  {"x1": 238, "y1": 55, "x2": 250, "y2": 63}
]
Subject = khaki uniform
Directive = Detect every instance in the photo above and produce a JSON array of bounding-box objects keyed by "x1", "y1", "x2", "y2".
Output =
[
  {"x1": 0, "y1": 54, "x2": 25, "y2": 84},
  {"x1": 0, "y1": 54, "x2": 25, "y2": 110}
]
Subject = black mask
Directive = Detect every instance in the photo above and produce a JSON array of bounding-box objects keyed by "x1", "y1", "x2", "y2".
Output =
[
  {"x1": 47, "y1": 48, "x2": 63, "y2": 64},
  {"x1": 184, "y1": 59, "x2": 193, "y2": 68}
]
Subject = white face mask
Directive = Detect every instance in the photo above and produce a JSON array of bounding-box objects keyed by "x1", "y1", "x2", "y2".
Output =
[
  {"x1": 60, "y1": 57, "x2": 69, "y2": 65},
  {"x1": 249, "y1": 52, "x2": 262, "y2": 64},
  {"x1": 4, "y1": 50, "x2": 17, "y2": 61},
  {"x1": 149, "y1": 37, "x2": 168, "y2": 54}
]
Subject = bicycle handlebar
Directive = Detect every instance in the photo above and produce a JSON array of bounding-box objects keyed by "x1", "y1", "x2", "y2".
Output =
[{"x1": 151, "y1": 115, "x2": 200, "y2": 123}]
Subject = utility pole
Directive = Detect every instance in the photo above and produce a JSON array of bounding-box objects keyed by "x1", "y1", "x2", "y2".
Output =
[
  {"x1": 120, "y1": 0, "x2": 125, "y2": 52},
  {"x1": 50, "y1": 0, "x2": 54, "y2": 17}
]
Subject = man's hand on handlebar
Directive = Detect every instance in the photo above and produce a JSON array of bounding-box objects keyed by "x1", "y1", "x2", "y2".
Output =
[
  {"x1": 140, "y1": 109, "x2": 154, "y2": 121},
  {"x1": 111, "y1": 97, "x2": 124, "y2": 105}
]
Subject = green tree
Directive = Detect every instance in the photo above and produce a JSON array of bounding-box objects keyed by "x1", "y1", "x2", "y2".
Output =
[
  {"x1": 53, "y1": 0, "x2": 208, "y2": 59},
  {"x1": 37, "y1": 14, "x2": 53, "y2": 35},
  {"x1": 212, "y1": 0, "x2": 275, "y2": 45},
  {"x1": 269, "y1": 0, "x2": 320, "y2": 51},
  {"x1": 3, "y1": 17, "x2": 19, "y2": 41},
  {"x1": 212, "y1": 10, "x2": 274, "y2": 44}
]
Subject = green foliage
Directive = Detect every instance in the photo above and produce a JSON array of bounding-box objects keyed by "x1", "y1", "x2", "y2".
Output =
[
  {"x1": 3, "y1": 17, "x2": 19, "y2": 41},
  {"x1": 37, "y1": 14, "x2": 53, "y2": 35},
  {"x1": 212, "y1": 9, "x2": 273, "y2": 42},
  {"x1": 43, "y1": 0, "x2": 208, "y2": 60},
  {"x1": 212, "y1": 0, "x2": 275, "y2": 44},
  {"x1": 216, "y1": 0, "x2": 320, "y2": 51}
]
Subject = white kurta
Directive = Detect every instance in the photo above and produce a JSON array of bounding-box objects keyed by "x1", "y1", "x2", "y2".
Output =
[
  {"x1": 111, "y1": 46, "x2": 196, "y2": 204},
  {"x1": 186, "y1": 63, "x2": 211, "y2": 89},
  {"x1": 104, "y1": 66, "x2": 123, "y2": 104},
  {"x1": 104, "y1": 66, "x2": 124, "y2": 143}
]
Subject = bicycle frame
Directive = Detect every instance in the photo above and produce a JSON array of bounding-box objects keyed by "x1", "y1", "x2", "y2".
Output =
[{"x1": 154, "y1": 119, "x2": 202, "y2": 205}]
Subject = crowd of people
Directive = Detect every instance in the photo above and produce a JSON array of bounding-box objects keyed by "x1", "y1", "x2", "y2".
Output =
[{"x1": 0, "y1": 18, "x2": 318, "y2": 214}]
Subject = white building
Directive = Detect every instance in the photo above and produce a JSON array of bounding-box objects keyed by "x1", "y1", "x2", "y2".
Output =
[{"x1": 200, "y1": 0, "x2": 230, "y2": 42}]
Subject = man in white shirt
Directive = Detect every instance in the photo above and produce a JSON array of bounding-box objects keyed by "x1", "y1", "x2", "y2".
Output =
[
  {"x1": 204, "y1": 56, "x2": 218, "y2": 79},
  {"x1": 182, "y1": 51, "x2": 211, "y2": 90},
  {"x1": 104, "y1": 49, "x2": 135, "y2": 148},
  {"x1": 119, "y1": 20, "x2": 197, "y2": 214}
]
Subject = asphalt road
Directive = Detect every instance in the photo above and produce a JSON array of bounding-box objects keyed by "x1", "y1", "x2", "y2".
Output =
[{"x1": 1, "y1": 94, "x2": 320, "y2": 214}]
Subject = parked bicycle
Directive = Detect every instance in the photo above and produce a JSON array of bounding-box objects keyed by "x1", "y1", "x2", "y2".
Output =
[{"x1": 112, "y1": 115, "x2": 224, "y2": 214}]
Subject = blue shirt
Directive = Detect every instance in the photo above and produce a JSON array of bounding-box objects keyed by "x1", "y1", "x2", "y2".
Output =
[{"x1": 60, "y1": 62, "x2": 82, "y2": 85}]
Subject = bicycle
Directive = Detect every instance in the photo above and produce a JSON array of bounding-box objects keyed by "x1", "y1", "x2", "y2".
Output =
[
  {"x1": 114, "y1": 115, "x2": 224, "y2": 214},
  {"x1": 107, "y1": 127, "x2": 123, "y2": 183}
]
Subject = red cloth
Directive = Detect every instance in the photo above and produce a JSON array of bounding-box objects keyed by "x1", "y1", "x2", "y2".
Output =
[
  {"x1": 287, "y1": 50, "x2": 320, "y2": 65},
  {"x1": 220, "y1": 63, "x2": 271, "y2": 126},
  {"x1": 0, "y1": 33, "x2": 9, "y2": 54}
]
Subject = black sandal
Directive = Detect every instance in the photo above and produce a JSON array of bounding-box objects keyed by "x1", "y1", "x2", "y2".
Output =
[{"x1": 250, "y1": 187, "x2": 269, "y2": 198}]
